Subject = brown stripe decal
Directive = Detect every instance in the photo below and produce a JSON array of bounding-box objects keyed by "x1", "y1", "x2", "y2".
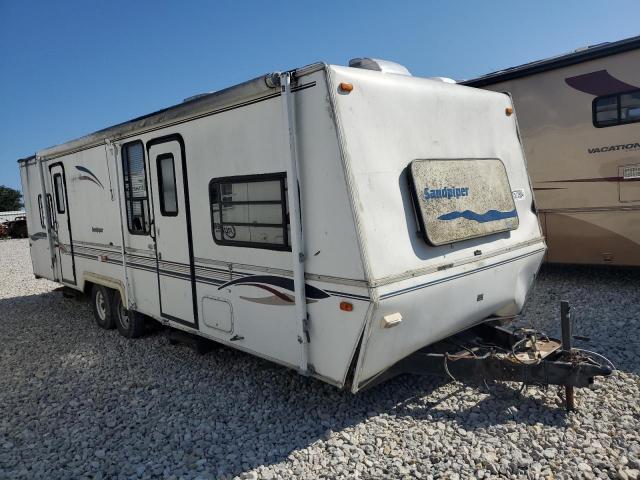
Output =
[
  {"x1": 565, "y1": 70, "x2": 639, "y2": 96},
  {"x1": 541, "y1": 176, "x2": 640, "y2": 184}
]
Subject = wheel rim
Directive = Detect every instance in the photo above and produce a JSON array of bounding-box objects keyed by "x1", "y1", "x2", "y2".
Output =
[
  {"x1": 95, "y1": 290, "x2": 107, "y2": 321},
  {"x1": 118, "y1": 298, "x2": 130, "y2": 330}
]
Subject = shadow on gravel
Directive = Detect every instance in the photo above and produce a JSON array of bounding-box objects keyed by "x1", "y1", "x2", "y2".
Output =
[
  {"x1": 0, "y1": 263, "x2": 634, "y2": 479},
  {"x1": 519, "y1": 263, "x2": 640, "y2": 376}
]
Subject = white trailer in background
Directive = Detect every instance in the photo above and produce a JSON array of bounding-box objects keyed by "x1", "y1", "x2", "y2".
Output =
[{"x1": 19, "y1": 58, "x2": 551, "y2": 391}]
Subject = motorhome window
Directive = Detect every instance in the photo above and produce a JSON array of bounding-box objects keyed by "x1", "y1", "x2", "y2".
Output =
[
  {"x1": 208, "y1": 173, "x2": 290, "y2": 251},
  {"x1": 594, "y1": 96, "x2": 618, "y2": 127},
  {"x1": 121, "y1": 141, "x2": 150, "y2": 235},
  {"x1": 593, "y1": 89, "x2": 640, "y2": 127},
  {"x1": 37, "y1": 194, "x2": 45, "y2": 228},
  {"x1": 621, "y1": 92, "x2": 640, "y2": 122},
  {"x1": 157, "y1": 154, "x2": 178, "y2": 216},
  {"x1": 53, "y1": 173, "x2": 65, "y2": 214}
]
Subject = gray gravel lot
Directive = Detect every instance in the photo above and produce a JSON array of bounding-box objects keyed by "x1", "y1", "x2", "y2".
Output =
[{"x1": 1, "y1": 238, "x2": 639, "y2": 479}]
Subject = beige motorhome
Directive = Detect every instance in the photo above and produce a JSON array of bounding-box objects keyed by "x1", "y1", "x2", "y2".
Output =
[{"x1": 464, "y1": 35, "x2": 640, "y2": 266}]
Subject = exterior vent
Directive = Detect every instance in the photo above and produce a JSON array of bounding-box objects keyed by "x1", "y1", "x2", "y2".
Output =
[
  {"x1": 348, "y1": 57, "x2": 412, "y2": 76},
  {"x1": 183, "y1": 93, "x2": 211, "y2": 103},
  {"x1": 427, "y1": 77, "x2": 457, "y2": 84}
]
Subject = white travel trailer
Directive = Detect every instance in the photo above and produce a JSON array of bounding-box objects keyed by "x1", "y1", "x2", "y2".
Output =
[
  {"x1": 464, "y1": 35, "x2": 640, "y2": 266},
  {"x1": 19, "y1": 59, "x2": 549, "y2": 392}
]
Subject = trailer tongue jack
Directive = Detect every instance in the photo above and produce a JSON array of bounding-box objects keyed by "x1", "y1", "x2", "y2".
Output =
[{"x1": 381, "y1": 301, "x2": 613, "y2": 411}]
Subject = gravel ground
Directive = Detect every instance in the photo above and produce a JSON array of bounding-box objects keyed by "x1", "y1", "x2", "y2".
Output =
[{"x1": 0, "y1": 238, "x2": 639, "y2": 480}]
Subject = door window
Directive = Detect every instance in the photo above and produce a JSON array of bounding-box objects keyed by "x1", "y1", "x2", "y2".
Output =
[
  {"x1": 157, "y1": 154, "x2": 178, "y2": 216},
  {"x1": 53, "y1": 173, "x2": 65, "y2": 214}
]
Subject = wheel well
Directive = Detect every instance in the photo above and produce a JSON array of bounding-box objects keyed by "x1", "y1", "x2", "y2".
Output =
[{"x1": 81, "y1": 273, "x2": 126, "y2": 305}]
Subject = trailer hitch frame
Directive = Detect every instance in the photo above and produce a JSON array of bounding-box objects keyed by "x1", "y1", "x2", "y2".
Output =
[{"x1": 373, "y1": 301, "x2": 613, "y2": 410}]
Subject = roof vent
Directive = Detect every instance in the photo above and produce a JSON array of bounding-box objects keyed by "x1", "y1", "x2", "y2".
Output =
[
  {"x1": 348, "y1": 57, "x2": 412, "y2": 76},
  {"x1": 183, "y1": 92, "x2": 211, "y2": 103},
  {"x1": 427, "y1": 77, "x2": 457, "y2": 84}
]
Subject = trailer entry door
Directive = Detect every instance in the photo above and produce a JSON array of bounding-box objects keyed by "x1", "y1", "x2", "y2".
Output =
[
  {"x1": 147, "y1": 136, "x2": 198, "y2": 327},
  {"x1": 48, "y1": 163, "x2": 76, "y2": 284}
]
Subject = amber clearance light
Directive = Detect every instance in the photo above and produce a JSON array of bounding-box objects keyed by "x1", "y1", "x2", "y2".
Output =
[
  {"x1": 339, "y1": 82, "x2": 354, "y2": 93},
  {"x1": 340, "y1": 301, "x2": 353, "y2": 312}
]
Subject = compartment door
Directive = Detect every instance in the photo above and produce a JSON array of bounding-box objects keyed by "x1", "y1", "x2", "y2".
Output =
[
  {"x1": 619, "y1": 164, "x2": 640, "y2": 202},
  {"x1": 147, "y1": 136, "x2": 197, "y2": 327},
  {"x1": 49, "y1": 163, "x2": 76, "y2": 284}
]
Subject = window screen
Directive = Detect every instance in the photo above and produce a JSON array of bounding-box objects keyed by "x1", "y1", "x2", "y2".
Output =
[
  {"x1": 621, "y1": 91, "x2": 640, "y2": 122},
  {"x1": 53, "y1": 173, "x2": 65, "y2": 214},
  {"x1": 122, "y1": 141, "x2": 150, "y2": 234},
  {"x1": 209, "y1": 173, "x2": 290, "y2": 250},
  {"x1": 38, "y1": 194, "x2": 45, "y2": 228},
  {"x1": 46, "y1": 194, "x2": 55, "y2": 228},
  {"x1": 593, "y1": 89, "x2": 640, "y2": 127},
  {"x1": 157, "y1": 154, "x2": 178, "y2": 216}
]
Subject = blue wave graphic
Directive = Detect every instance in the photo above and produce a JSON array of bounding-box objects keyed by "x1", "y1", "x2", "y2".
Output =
[{"x1": 438, "y1": 209, "x2": 518, "y2": 223}]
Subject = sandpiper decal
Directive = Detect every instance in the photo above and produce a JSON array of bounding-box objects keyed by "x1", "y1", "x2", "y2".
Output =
[
  {"x1": 75, "y1": 165, "x2": 104, "y2": 189},
  {"x1": 218, "y1": 275, "x2": 330, "y2": 306}
]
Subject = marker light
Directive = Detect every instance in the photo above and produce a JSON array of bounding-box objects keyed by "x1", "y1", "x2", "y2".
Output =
[
  {"x1": 340, "y1": 301, "x2": 353, "y2": 312},
  {"x1": 339, "y1": 82, "x2": 354, "y2": 93},
  {"x1": 505, "y1": 107, "x2": 513, "y2": 116}
]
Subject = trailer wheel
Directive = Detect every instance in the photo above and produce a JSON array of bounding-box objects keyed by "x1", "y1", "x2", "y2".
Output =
[
  {"x1": 91, "y1": 284, "x2": 115, "y2": 330},
  {"x1": 113, "y1": 293, "x2": 145, "y2": 338}
]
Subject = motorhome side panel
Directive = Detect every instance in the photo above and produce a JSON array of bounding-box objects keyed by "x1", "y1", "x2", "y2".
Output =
[{"x1": 475, "y1": 48, "x2": 640, "y2": 265}]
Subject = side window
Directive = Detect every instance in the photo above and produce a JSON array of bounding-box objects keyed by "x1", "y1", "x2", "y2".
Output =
[
  {"x1": 121, "y1": 141, "x2": 150, "y2": 235},
  {"x1": 157, "y1": 154, "x2": 178, "y2": 216},
  {"x1": 593, "y1": 96, "x2": 618, "y2": 127},
  {"x1": 593, "y1": 89, "x2": 640, "y2": 128},
  {"x1": 53, "y1": 173, "x2": 65, "y2": 214},
  {"x1": 621, "y1": 91, "x2": 640, "y2": 122},
  {"x1": 38, "y1": 194, "x2": 45, "y2": 228},
  {"x1": 209, "y1": 173, "x2": 290, "y2": 251}
]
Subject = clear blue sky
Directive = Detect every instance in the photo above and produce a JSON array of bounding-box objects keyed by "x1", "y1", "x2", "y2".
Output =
[{"x1": 1, "y1": 0, "x2": 638, "y2": 192}]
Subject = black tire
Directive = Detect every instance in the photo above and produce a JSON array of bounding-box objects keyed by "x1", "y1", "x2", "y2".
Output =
[
  {"x1": 112, "y1": 292, "x2": 145, "y2": 338},
  {"x1": 91, "y1": 284, "x2": 115, "y2": 330}
]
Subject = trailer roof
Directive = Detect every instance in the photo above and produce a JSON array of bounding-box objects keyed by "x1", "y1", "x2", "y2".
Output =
[
  {"x1": 20, "y1": 63, "x2": 324, "y2": 162},
  {"x1": 462, "y1": 35, "x2": 640, "y2": 88}
]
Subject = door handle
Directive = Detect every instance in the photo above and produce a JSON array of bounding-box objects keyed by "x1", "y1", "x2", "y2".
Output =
[{"x1": 149, "y1": 219, "x2": 156, "y2": 240}]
